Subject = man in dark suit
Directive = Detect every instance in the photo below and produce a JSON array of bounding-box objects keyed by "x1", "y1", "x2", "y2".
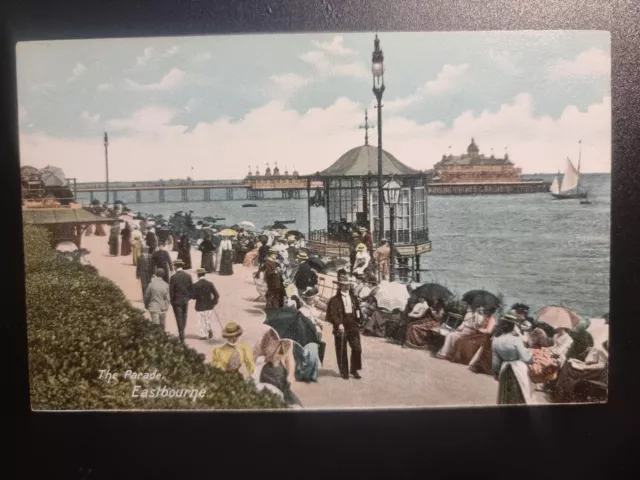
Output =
[
  {"x1": 136, "y1": 245, "x2": 154, "y2": 301},
  {"x1": 326, "y1": 272, "x2": 363, "y2": 380},
  {"x1": 151, "y1": 242, "x2": 173, "y2": 283},
  {"x1": 192, "y1": 268, "x2": 220, "y2": 340},
  {"x1": 293, "y1": 252, "x2": 318, "y2": 297},
  {"x1": 169, "y1": 259, "x2": 193, "y2": 343}
]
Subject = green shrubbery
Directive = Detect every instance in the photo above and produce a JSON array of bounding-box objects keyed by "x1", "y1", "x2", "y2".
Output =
[{"x1": 24, "y1": 225, "x2": 285, "y2": 410}]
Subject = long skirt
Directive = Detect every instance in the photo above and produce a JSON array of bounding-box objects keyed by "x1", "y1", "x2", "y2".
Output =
[
  {"x1": 498, "y1": 365, "x2": 527, "y2": 405},
  {"x1": 201, "y1": 252, "x2": 214, "y2": 273},
  {"x1": 219, "y1": 250, "x2": 234, "y2": 276},
  {"x1": 469, "y1": 337, "x2": 493, "y2": 374},
  {"x1": 450, "y1": 332, "x2": 491, "y2": 365},
  {"x1": 362, "y1": 311, "x2": 392, "y2": 338},
  {"x1": 109, "y1": 238, "x2": 119, "y2": 256},
  {"x1": 552, "y1": 360, "x2": 606, "y2": 403},
  {"x1": 95, "y1": 224, "x2": 106, "y2": 236},
  {"x1": 121, "y1": 237, "x2": 132, "y2": 256},
  {"x1": 178, "y1": 249, "x2": 192, "y2": 270},
  {"x1": 132, "y1": 242, "x2": 142, "y2": 266},
  {"x1": 404, "y1": 319, "x2": 441, "y2": 349},
  {"x1": 266, "y1": 288, "x2": 284, "y2": 309},
  {"x1": 85, "y1": 224, "x2": 94, "y2": 236}
]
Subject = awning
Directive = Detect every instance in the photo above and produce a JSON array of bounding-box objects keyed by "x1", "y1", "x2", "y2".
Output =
[{"x1": 22, "y1": 208, "x2": 115, "y2": 225}]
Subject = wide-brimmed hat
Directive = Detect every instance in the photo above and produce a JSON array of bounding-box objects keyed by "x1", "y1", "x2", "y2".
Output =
[
  {"x1": 297, "y1": 252, "x2": 309, "y2": 261},
  {"x1": 333, "y1": 272, "x2": 353, "y2": 285},
  {"x1": 222, "y1": 322, "x2": 243, "y2": 338},
  {"x1": 173, "y1": 259, "x2": 184, "y2": 266},
  {"x1": 500, "y1": 314, "x2": 522, "y2": 324},
  {"x1": 352, "y1": 232, "x2": 360, "y2": 238},
  {"x1": 196, "y1": 267, "x2": 206, "y2": 274},
  {"x1": 356, "y1": 243, "x2": 367, "y2": 252}
]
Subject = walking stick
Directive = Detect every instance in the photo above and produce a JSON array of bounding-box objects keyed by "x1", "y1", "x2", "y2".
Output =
[{"x1": 212, "y1": 306, "x2": 224, "y2": 330}]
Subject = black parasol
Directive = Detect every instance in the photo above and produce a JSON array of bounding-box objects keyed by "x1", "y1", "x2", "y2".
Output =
[
  {"x1": 462, "y1": 289, "x2": 501, "y2": 310},
  {"x1": 306, "y1": 255, "x2": 325, "y2": 273},
  {"x1": 411, "y1": 283, "x2": 453, "y2": 304},
  {"x1": 264, "y1": 307, "x2": 322, "y2": 349}
]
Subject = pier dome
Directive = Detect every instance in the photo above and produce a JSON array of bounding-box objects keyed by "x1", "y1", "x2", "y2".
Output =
[{"x1": 320, "y1": 144, "x2": 418, "y2": 176}]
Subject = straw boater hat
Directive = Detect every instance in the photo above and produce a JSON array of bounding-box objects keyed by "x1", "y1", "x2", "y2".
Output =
[
  {"x1": 196, "y1": 267, "x2": 206, "y2": 275},
  {"x1": 222, "y1": 322, "x2": 243, "y2": 338},
  {"x1": 333, "y1": 271, "x2": 353, "y2": 285},
  {"x1": 297, "y1": 252, "x2": 309, "y2": 261},
  {"x1": 501, "y1": 313, "x2": 522, "y2": 324},
  {"x1": 288, "y1": 235, "x2": 296, "y2": 242},
  {"x1": 356, "y1": 243, "x2": 367, "y2": 252},
  {"x1": 352, "y1": 232, "x2": 360, "y2": 238},
  {"x1": 173, "y1": 259, "x2": 184, "y2": 267}
]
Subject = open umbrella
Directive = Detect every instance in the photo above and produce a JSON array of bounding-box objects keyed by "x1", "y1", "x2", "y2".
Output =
[
  {"x1": 536, "y1": 305, "x2": 583, "y2": 330},
  {"x1": 219, "y1": 228, "x2": 237, "y2": 237},
  {"x1": 264, "y1": 308, "x2": 322, "y2": 348},
  {"x1": 374, "y1": 281, "x2": 411, "y2": 311},
  {"x1": 412, "y1": 283, "x2": 454, "y2": 304},
  {"x1": 462, "y1": 289, "x2": 501, "y2": 310},
  {"x1": 238, "y1": 221, "x2": 255, "y2": 230},
  {"x1": 40, "y1": 165, "x2": 66, "y2": 187}
]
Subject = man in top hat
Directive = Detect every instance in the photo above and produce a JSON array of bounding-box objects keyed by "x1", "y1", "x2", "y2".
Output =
[
  {"x1": 192, "y1": 268, "x2": 220, "y2": 340},
  {"x1": 359, "y1": 226, "x2": 374, "y2": 254},
  {"x1": 260, "y1": 247, "x2": 285, "y2": 309},
  {"x1": 293, "y1": 251, "x2": 318, "y2": 297},
  {"x1": 169, "y1": 259, "x2": 193, "y2": 343},
  {"x1": 136, "y1": 245, "x2": 154, "y2": 301},
  {"x1": 326, "y1": 272, "x2": 364, "y2": 379},
  {"x1": 374, "y1": 238, "x2": 391, "y2": 281},
  {"x1": 151, "y1": 242, "x2": 173, "y2": 283},
  {"x1": 212, "y1": 323, "x2": 255, "y2": 376}
]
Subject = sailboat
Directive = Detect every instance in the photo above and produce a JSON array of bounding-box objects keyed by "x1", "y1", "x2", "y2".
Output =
[{"x1": 550, "y1": 142, "x2": 588, "y2": 200}]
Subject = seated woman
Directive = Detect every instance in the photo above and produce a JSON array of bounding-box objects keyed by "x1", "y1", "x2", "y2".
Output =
[
  {"x1": 292, "y1": 342, "x2": 321, "y2": 383},
  {"x1": 528, "y1": 327, "x2": 574, "y2": 388},
  {"x1": 253, "y1": 329, "x2": 296, "y2": 384},
  {"x1": 404, "y1": 298, "x2": 445, "y2": 349},
  {"x1": 437, "y1": 307, "x2": 496, "y2": 361},
  {"x1": 492, "y1": 316, "x2": 535, "y2": 404},
  {"x1": 552, "y1": 340, "x2": 606, "y2": 403},
  {"x1": 260, "y1": 343, "x2": 303, "y2": 407},
  {"x1": 243, "y1": 239, "x2": 262, "y2": 268}
]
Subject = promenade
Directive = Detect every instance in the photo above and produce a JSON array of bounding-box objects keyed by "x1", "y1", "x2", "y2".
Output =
[{"x1": 83, "y1": 234, "x2": 500, "y2": 409}]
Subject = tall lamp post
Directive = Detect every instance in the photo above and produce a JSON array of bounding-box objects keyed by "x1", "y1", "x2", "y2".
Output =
[
  {"x1": 104, "y1": 132, "x2": 110, "y2": 204},
  {"x1": 382, "y1": 177, "x2": 400, "y2": 282},
  {"x1": 372, "y1": 34, "x2": 385, "y2": 244}
]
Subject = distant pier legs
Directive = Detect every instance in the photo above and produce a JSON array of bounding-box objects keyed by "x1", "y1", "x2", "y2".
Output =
[
  {"x1": 226, "y1": 188, "x2": 233, "y2": 201},
  {"x1": 136, "y1": 190, "x2": 142, "y2": 203},
  {"x1": 89, "y1": 191, "x2": 94, "y2": 202},
  {"x1": 181, "y1": 188, "x2": 188, "y2": 202},
  {"x1": 113, "y1": 191, "x2": 118, "y2": 202},
  {"x1": 159, "y1": 190, "x2": 166, "y2": 203},
  {"x1": 204, "y1": 189, "x2": 211, "y2": 201}
]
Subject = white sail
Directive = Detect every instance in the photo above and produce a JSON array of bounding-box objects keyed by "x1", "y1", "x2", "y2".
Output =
[
  {"x1": 550, "y1": 176, "x2": 560, "y2": 195},
  {"x1": 560, "y1": 157, "x2": 579, "y2": 193}
]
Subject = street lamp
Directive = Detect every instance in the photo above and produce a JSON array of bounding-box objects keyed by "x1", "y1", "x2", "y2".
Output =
[
  {"x1": 104, "y1": 132, "x2": 110, "y2": 204},
  {"x1": 372, "y1": 34, "x2": 385, "y2": 244},
  {"x1": 382, "y1": 176, "x2": 400, "y2": 282}
]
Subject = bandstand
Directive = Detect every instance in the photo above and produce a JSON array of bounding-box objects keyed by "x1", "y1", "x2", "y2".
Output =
[{"x1": 305, "y1": 143, "x2": 432, "y2": 282}]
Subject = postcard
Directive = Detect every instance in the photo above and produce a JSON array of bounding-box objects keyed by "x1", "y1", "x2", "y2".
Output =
[{"x1": 17, "y1": 31, "x2": 610, "y2": 410}]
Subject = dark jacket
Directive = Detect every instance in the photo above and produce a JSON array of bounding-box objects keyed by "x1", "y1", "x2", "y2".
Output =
[
  {"x1": 192, "y1": 278, "x2": 220, "y2": 311},
  {"x1": 258, "y1": 244, "x2": 270, "y2": 264},
  {"x1": 293, "y1": 262, "x2": 318, "y2": 290},
  {"x1": 146, "y1": 231, "x2": 158, "y2": 248},
  {"x1": 151, "y1": 249, "x2": 173, "y2": 282},
  {"x1": 199, "y1": 239, "x2": 215, "y2": 254},
  {"x1": 136, "y1": 253, "x2": 154, "y2": 282},
  {"x1": 169, "y1": 270, "x2": 193, "y2": 305},
  {"x1": 326, "y1": 291, "x2": 361, "y2": 334}
]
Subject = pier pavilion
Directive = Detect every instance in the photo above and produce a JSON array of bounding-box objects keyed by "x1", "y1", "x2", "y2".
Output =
[{"x1": 305, "y1": 143, "x2": 431, "y2": 282}]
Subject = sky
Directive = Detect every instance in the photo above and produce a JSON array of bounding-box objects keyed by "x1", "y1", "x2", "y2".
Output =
[{"x1": 16, "y1": 31, "x2": 610, "y2": 182}]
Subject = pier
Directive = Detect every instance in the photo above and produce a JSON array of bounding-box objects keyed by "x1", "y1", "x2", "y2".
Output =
[{"x1": 427, "y1": 181, "x2": 549, "y2": 196}]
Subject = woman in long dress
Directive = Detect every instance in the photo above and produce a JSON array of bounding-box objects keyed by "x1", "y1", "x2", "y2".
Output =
[
  {"x1": 405, "y1": 299, "x2": 446, "y2": 349},
  {"x1": 218, "y1": 235, "x2": 234, "y2": 276},
  {"x1": 108, "y1": 223, "x2": 120, "y2": 256},
  {"x1": 131, "y1": 225, "x2": 143, "y2": 265},
  {"x1": 243, "y1": 240, "x2": 262, "y2": 268},
  {"x1": 449, "y1": 308, "x2": 497, "y2": 365},
  {"x1": 259, "y1": 343, "x2": 302, "y2": 407},
  {"x1": 199, "y1": 235, "x2": 216, "y2": 273},
  {"x1": 177, "y1": 233, "x2": 192, "y2": 270},
  {"x1": 120, "y1": 222, "x2": 132, "y2": 256},
  {"x1": 437, "y1": 307, "x2": 495, "y2": 360},
  {"x1": 492, "y1": 318, "x2": 535, "y2": 404},
  {"x1": 253, "y1": 329, "x2": 296, "y2": 383}
]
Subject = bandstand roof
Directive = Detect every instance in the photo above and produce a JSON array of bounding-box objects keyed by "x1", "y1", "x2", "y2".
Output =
[{"x1": 319, "y1": 145, "x2": 419, "y2": 177}]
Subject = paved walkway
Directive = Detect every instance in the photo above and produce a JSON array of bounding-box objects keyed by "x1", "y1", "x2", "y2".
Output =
[{"x1": 83, "y1": 234, "x2": 500, "y2": 409}]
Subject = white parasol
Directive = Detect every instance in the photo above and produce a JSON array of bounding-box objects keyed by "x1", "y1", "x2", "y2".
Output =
[
  {"x1": 373, "y1": 281, "x2": 411, "y2": 311},
  {"x1": 40, "y1": 165, "x2": 66, "y2": 187},
  {"x1": 536, "y1": 305, "x2": 584, "y2": 330},
  {"x1": 238, "y1": 221, "x2": 256, "y2": 230}
]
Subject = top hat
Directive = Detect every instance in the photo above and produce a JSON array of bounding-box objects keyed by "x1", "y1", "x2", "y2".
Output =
[
  {"x1": 333, "y1": 272, "x2": 353, "y2": 285},
  {"x1": 297, "y1": 252, "x2": 309, "y2": 261},
  {"x1": 356, "y1": 243, "x2": 367, "y2": 252},
  {"x1": 221, "y1": 322, "x2": 243, "y2": 338}
]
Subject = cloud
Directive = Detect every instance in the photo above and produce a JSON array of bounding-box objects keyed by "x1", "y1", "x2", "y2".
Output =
[
  {"x1": 67, "y1": 62, "x2": 87, "y2": 82},
  {"x1": 299, "y1": 49, "x2": 369, "y2": 80},
  {"x1": 97, "y1": 83, "x2": 114, "y2": 92},
  {"x1": 311, "y1": 36, "x2": 355, "y2": 56},
  {"x1": 384, "y1": 64, "x2": 470, "y2": 113},
  {"x1": 18, "y1": 94, "x2": 610, "y2": 182},
  {"x1": 135, "y1": 47, "x2": 156, "y2": 67},
  {"x1": 125, "y1": 68, "x2": 186, "y2": 91},
  {"x1": 548, "y1": 48, "x2": 610, "y2": 78},
  {"x1": 270, "y1": 73, "x2": 313, "y2": 94},
  {"x1": 487, "y1": 49, "x2": 523, "y2": 76},
  {"x1": 81, "y1": 111, "x2": 101, "y2": 123}
]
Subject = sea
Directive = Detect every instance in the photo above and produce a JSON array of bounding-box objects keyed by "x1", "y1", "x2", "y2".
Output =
[{"x1": 101, "y1": 173, "x2": 611, "y2": 319}]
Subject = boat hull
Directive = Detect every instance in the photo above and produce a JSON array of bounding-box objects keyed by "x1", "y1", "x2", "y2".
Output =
[{"x1": 551, "y1": 192, "x2": 587, "y2": 200}]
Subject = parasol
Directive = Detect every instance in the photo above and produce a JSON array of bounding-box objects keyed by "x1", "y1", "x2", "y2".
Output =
[
  {"x1": 324, "y1": 258, "x2": 349, "y2": 272},
  {"x1": 40, "y1": 165, "x2": 66, "y2": 187},
  {"x1": 374, "y1": 281, "x2": 411, "y2": 311},
  {"x1": 535, "y1": 305, "x2": 583, "y2": 330},
  {"x1": 219, "y1": 228, "x2": 237, "y2": 237},
  {"x1": 238, "y1": 221, "x2": 256, "y2": 230},
  {"x1": 263, "y1": 229, "x2": 281, "y2": 237},
  {"x1": 412, "y1": 283, "x2": 453, "y2": 304},
  {"x1": 264, "y1": 307, "x2": 322, "y2": 348},
  {"x1": 462, "y1": 289, "x2": 501, "y2": 310}
]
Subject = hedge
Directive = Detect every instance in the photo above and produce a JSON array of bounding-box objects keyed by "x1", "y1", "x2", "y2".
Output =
[{"x1": 24, "y1": 224, "x2": 286, "y2": 410}]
